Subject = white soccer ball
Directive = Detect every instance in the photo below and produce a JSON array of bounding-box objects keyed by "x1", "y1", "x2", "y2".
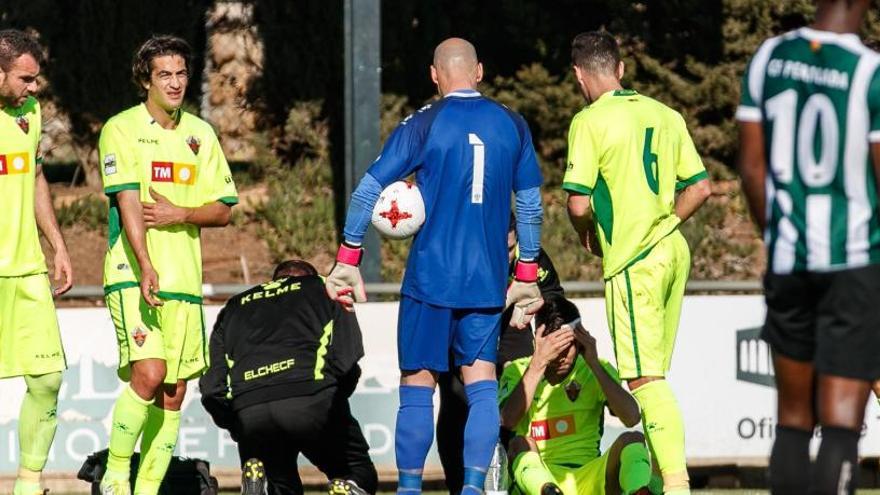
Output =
[{"x1": 371, "y1": 181, "x2": 425, "y2": 239}]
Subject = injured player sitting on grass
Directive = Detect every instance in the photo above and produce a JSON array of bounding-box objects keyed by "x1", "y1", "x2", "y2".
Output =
[{"x1": 498, "y1": 297, "x2": 660, "y2": 495}]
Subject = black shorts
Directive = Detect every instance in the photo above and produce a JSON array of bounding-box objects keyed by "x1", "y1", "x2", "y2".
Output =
[
  {"x1": 763, "y1": 263, "x2": 880, "y2": 381},
  {"x1": 235, "y1": 386, "x2": 377, "y2": 495}
]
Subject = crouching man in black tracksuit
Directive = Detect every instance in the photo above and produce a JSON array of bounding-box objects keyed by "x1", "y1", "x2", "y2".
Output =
[{"x1": 200, "y1": 260, "x2": 378, "y2": 495}]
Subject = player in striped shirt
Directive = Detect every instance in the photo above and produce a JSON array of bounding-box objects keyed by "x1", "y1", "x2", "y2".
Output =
[{"x1": 737, "y1": 1, "x2": 879, "y2": 493}]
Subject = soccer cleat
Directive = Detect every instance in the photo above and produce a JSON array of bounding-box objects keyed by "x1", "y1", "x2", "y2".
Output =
[
  {"x1": 241, "y1": 458, "x2": 267, "y2": 495},
  {"x1": 540, "y1": 483, "x2": 563, "y2": 495},
  {"x1": 328, "y1": 478, "x2": 368, "y2": 495}
]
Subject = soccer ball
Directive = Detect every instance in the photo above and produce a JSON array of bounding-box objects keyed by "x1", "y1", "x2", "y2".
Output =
[{"x1": 371, "y1": 181, "x2": 425, "y2": 239}]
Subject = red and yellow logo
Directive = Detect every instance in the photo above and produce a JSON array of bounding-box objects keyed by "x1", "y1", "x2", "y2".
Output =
[
  {"x1": 0, "y1": 152, "x2": 30, "y2": 175},
  {"x1": 530, "y1": 415, "x2": 576, "y2": 441},
  {"x1": 151, "y1": 161, "x2": 196, "y2": 185}
]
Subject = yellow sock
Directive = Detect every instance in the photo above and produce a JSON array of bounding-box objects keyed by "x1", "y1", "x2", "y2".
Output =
[
  {"x1": 512, "y1": 451, "x2": 556, "y2": 495},
  {"x1": 134, "y1": 406, "x2": 181, "y2": 495},
  {"x1": 13, "y1": 467, "x2": 41, "y2": 495},
  {"x1": 632, "y1": 380, "x2": 689, "y2": 494},
  {"x1": 107, "y1": 386, "x2": 154, "y2": 477}
]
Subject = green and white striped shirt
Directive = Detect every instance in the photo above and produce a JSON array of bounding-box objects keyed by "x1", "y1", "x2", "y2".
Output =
[{"x1": 737, "y1": 27, "x2": 880, "y2": 274}]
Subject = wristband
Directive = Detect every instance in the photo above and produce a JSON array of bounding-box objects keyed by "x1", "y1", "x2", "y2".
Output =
[
  {"x1": 514, "y1": 260, "x2": 538, "y2": 282},
  {"x1": 336, "y1": 243, "x2": 363, "y2": 266}
]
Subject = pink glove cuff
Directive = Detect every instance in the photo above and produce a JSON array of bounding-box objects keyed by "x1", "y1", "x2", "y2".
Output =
[
  {"x1": 336, "y1": 243, "x2": 363, "y2": 266},
  {"x1": 514, "y1": 260, "x2": 538, "y2": 282}
]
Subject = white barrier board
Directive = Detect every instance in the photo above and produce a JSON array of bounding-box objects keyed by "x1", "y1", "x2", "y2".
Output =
[{"x1": 1, "y1": 296, "x2": 878, "y2": 472}]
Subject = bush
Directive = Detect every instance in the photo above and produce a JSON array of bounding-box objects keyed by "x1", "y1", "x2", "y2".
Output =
[{"x1": 55, "y1": 194, "x2": 107, "y2": 230}]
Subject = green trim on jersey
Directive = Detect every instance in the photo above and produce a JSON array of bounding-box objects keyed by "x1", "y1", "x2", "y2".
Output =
[
  {"x1": 593, "y1": 174, "x2": 614, "y2": 244},
  {"x1": 624, "y1": 269, "x2": 642, "y2": 376},
  {"x1": 675, "y1": 170, "x2": 709, "y2": 191},
  {"x1": 104, "y1": 183, "x2": 140, "y2": 195},
  {"x1": 562, "y1": 182, "x2": 593, "y2": 195},
  {"x1": 218, "y1": 196, "x2": 239, "y2": 206}
]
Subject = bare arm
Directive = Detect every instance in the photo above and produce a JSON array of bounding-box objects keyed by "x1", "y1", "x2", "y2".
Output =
[
  {"x1": 737, "y1": 121, "x2": 767, "y2": 231},
  {"x1": 33, "y1": 164, "x2": 73, "y2": 295},
  {"x1": 674, "y1": 178, "x2": 711, "y2": 223},
  {"x1": 143, "y1": 187, "x2": 232, "y2": 229},
  {"x1": 500, "y1": 325, "x2": 575, "y2": 429},
  {"x1": 574, "y1": 325, "x2": 641, "y2": 427},
  {"x1": 566, "y1": 193, "x2": 602, "y2": 257},
  {"x1": 117, "y1": 189, "x2": 161, "y2": 307}
]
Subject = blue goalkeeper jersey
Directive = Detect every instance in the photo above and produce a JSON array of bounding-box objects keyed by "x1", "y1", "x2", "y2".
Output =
[{"x1": 367, "y1": 89, "x2": 543, "y2": 308}]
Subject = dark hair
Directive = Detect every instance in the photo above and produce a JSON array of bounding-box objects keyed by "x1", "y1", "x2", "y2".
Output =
[
  {"x1": 273, "y1": 260, "x2": 319, "y2": 279},
  {"x1": 535, "y1": 297, "x2": 581, "y2": 335},
  {"x1": 0, "y1": 29, "x2": 43, "y2": 71},
  {"x1": 131, "y1": 35, "x2": 192, "y2": 96},
  {"x1": 571, "y1": 31, "x2": 620, "y2": 76}
]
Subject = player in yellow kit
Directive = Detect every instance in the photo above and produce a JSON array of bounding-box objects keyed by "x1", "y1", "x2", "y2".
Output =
[
  {"x1": 563, "y1": 32, "x2": 711, "y2": 494},
  {"x1": 0, "y1": 29, "x2": 74, "y2": 495},
  {"x1": 500, "y1": 298, "x2": 654, "y2": 495},
  {"x1": 98, "y1": 35, "x2": 238, "y2": 495}
]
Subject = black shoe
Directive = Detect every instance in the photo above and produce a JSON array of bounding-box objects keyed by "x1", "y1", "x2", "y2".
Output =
[
  {"x1": 540, "y1": 483, "x2": 563, "y2": 495},
  {"x1": 328, "y1": 478, "x2": 368, "y2": 495},
  {"x1": 241, "y1": 458, "x2": 267, "y2": 495}
]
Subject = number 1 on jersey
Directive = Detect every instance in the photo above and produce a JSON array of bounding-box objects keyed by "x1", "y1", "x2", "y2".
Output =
[
  {"x1": 643, "y1": 127, "x2": 659, "y2": 194},
  {"x1": 469, "y1": 133, "x2": 484, "y2": 204}
]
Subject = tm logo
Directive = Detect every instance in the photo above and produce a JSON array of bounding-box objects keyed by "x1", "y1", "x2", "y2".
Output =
[{"x1": 736, "y1": 327, "x2": 775, "y2": 388}]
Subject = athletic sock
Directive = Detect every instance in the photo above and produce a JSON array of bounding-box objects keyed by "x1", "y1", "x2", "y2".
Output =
[
  {"x1": 106, "y1": 386, "x2": 154, "y2": 478},
  {"x1": 133, "y1": 406, "x2": 181, "y2": 495},
  {"x1": 809, "y1": 426, "x2": 860, "y2": 495},
  {"x1": 631, "y1": 379, "x2": 689, "y2": 494},
  {"x1": 619, "y1": 442, "x2": 652, "y2": 494},
  {"x1": 512, "y1": 451, "x2": 556, "y2": 495},
  {"x1": 769, "y1": 425, "x2": 811, "y2": 495},
  {"x1": 462, "y1": 380, "x2": 500, "y2": 495},
  {"x1": 18, "y1": 373, "x2": 62, "y2": 473},
  {"x1": 395, "y1": 385, "x2": 435, "y2": 494}
]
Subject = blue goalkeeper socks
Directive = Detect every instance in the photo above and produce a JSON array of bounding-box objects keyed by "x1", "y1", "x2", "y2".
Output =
[
  {"x1": 395, "y1": 385, "x2": 435, "y2": 494},
  {"x1": 462, "y1": 380, "x2": 500, "y2": 495}
]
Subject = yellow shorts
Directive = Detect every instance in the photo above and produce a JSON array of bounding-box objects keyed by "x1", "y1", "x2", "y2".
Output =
[
  {"x1": 105, "y1": 287, "x2": 207, "y2": 384},
  {"x1": 0, "y1": 274, "x2": 66, "y2": 378},
  {"x1": 512, "y1": 450, "x2": 610, "y2": 495},
  {"x1": 605, "y1": 230, "x2": 690, "y2": 379}
]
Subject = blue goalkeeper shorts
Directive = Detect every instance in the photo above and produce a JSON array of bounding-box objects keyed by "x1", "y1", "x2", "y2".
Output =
[{"x1": 397, "y1": 295, "x2": 502, "y2": 372}]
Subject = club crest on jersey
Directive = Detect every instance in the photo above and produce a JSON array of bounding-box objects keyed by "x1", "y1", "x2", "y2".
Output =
[
  {"x1": 565, "y1": 380, "x2": 581, "y2": 402},
  {"x1": 15, "y1": 115, "x2": 28, "y2": 134},
  {"x1": 379, "y1": 200, "x2": 413, "y2": 228},
  {"x1": 186, "y1": 135, "x2": 201, "y2": 156},
  {"x1": 132, "y1": 326, "x2": 148, "y2": 347}
]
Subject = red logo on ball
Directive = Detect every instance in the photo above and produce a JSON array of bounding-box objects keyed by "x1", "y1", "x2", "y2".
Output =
[{"x1": 379, "y1": 200, "x2": 413, "y2": 229}]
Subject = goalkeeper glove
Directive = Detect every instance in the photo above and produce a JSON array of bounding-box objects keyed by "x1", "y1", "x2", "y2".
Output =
[
  {"x1": 325, "y1": 242, "x2": 367, "y2": 311},
  {"x1": 506, "y1": 260, "x2": 543, "y2": 329}
]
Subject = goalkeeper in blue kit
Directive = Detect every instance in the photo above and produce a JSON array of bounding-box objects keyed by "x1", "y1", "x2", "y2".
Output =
[{"x1": 326, "y1": 37, "x2": 545, "y2": 495}]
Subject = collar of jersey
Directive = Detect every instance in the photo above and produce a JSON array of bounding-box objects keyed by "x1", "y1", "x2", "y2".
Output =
[
  {"x1": 592, "y1": 89, "x2": 638, "y2": 106},
  {"x1": 445, "y1": 89, "x2": 481, "y2": 98},
  {"x1": 798, "y1": 27, "x2": 861, "y2": 45},
  {"x1": 138, "y1": 102, "x2": 187, "y2": 130}
]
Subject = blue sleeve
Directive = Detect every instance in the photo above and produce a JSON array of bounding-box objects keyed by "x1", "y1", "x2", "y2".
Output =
[
  {"x1": 515, "y1": 186, "x2": 542, "y2": 261},
  {"x1": 343, "y1": 173, "x2": 383, "y2": 244},
  {"x1": 366, "y1": 106, "x2": 434, "y2": 186},
  {"x1": 512, "y1": 116, "x2": 543, "y2": 192}
]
